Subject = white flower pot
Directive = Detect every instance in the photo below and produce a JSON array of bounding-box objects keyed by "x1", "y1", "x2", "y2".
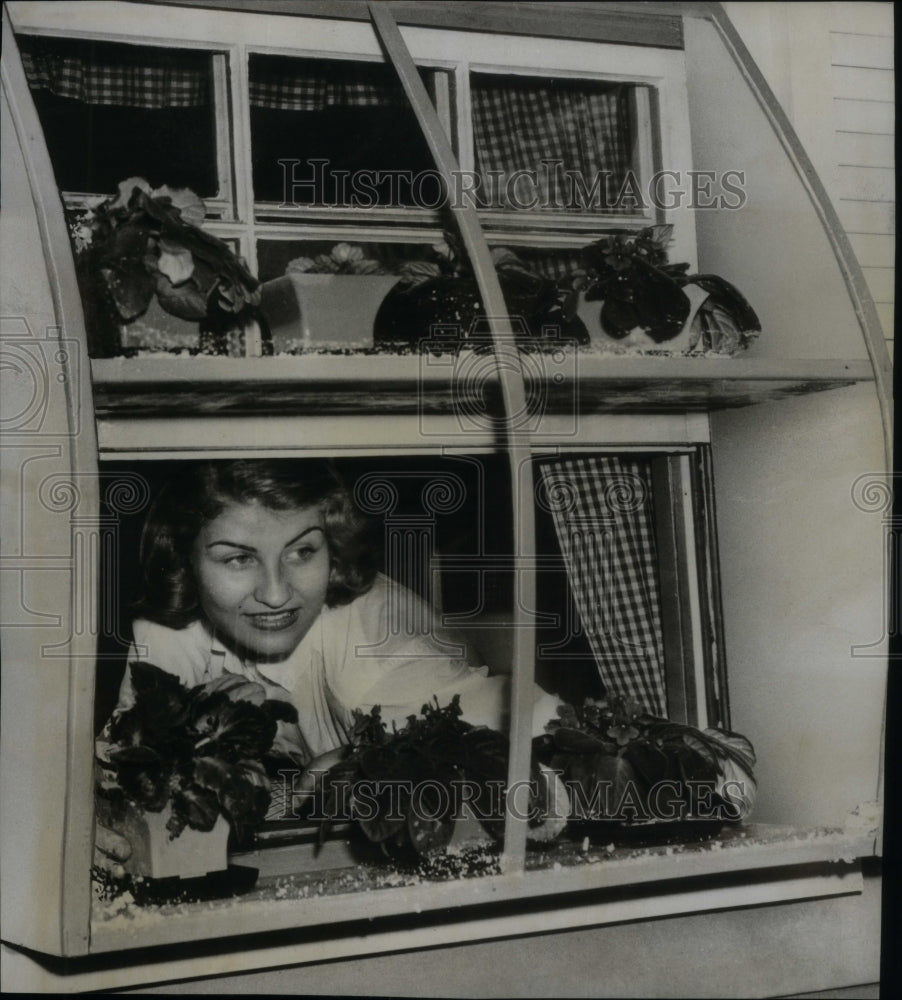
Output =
[
  {"x1": 115, "y1": 801, "x2": 230, "y2": 880},
  {"x1": 261, "y1": 273, "x2": 399, "y2": 352},
  {"x1": 576, "y1": 282, "x2": 710, "y2": 354}
]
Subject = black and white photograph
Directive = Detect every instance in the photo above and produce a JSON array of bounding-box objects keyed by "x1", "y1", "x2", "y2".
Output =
[{"x1": 0, "y1": 1, "x2": 894, "y2": 994}]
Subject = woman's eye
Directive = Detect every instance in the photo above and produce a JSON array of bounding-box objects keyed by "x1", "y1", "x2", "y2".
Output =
[
  {"x1": 287, "y1": 545, "x2": 316, "y2": 563},
  {"x1": 222, "y1": 553, "x2": 253, "y2": 567}
]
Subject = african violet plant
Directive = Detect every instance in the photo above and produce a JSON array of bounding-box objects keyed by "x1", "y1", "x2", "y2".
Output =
[
  {"x1": 96, "y1": 662, "x2": 300, "y2": 843},
  {"x1": 285, "y1": 242, "x2": 389, "y2": 276},
  {"x1": 314, "y1": 693, "x2": 755, "y2": 860},
  {"x1": 534, "y1": 694, "x2": 757, "y2": 826},
  {"x1": 317, "y1": 696, "x2": 512, "y2": 861},
  {"x1": 74, "y1": 178, "x2": 261, "y2": 356},
  {"x1": 570, "y1": 224, "x2": 761, "y2": 348},
  {"x1": 316, "y1": 696, "x2": 567, "y2": 861},
  {"x1": 373, "y1": 234, "x2": 590, "y2": 350}
]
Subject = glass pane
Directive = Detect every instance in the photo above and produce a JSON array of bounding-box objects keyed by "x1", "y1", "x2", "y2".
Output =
[
  {"x1": 471, "y1": 72, "x2": 638, "y2": 215},
  {"x1": 249, "y1": 54, "x2": 446, "y2": 207},
  {"x1": 18, "y1": 35, "x2": 219, "y2": 197}
]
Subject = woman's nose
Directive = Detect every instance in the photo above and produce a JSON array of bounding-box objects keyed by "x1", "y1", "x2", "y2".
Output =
[{"x1": 253, "y1": 563, "x2": 293, "y2": 607}]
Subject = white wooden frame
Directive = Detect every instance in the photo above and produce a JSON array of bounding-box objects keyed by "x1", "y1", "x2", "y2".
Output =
[{"x1": 10, "y1": 0, "x2": 698, "y2": 282}]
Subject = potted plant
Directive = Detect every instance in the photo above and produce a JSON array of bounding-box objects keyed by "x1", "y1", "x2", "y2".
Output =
[
  {"x1": 567, "y1": 224, "x2": 761, "y2": 354},
  {"x1": 73, "y1": 178, "x2": 264, "y2": 357},
  {"x1": 95, "y1": 662, "x2": 300, "y2": 879},
  {"x1": 261, "y1": 243, "x2": 399, "y2": 352},
  {"x1": 373, "y1": 235, "x2": 590, "y2": 352},
  {"x1": 533, "y1": 694, "x2": 757, "y2": 842},
  {"x1": 316, "y1": 696, "x2": 567, "y2": 865}
]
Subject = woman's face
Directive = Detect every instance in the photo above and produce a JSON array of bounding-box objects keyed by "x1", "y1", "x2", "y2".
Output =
[{"x1": 191, "y1": 500, "x2": 331, "y2": 660}]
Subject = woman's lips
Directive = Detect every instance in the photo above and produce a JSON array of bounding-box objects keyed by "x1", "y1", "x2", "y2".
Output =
[{"x1": 244, "y1": 609, "x2": 301, "y2": 632}]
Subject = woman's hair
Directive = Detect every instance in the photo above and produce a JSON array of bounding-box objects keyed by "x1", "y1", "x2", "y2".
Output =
[{"x1": 133, "y1": 460, "x2": 377, "y2": 629}]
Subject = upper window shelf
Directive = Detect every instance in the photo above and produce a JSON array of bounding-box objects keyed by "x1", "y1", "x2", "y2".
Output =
[{"x1": 90, "y1": 354, "x2": 874, "y2": 422}]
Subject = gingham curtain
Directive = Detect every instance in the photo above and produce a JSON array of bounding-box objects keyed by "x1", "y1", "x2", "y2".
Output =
[
  {"x1": 19, "y1": 36, "x2": 212, "y2": 109},
  {"x1": 472, "y1": 77, "x2": 633, "y2": 211},
  {"x1": 249, "y1": 57, "x2": 407, "y2": 111},
  {"x1": 539, "y1": 456, "x2": 667, "y2": 716},
  {"x1": 19, "y1": 37, "x2": 406, "y2": 112}
]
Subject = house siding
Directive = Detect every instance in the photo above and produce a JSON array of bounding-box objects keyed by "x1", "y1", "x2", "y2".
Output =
[{"x1": 724, "y1": 1, "x2": 894, "y2": 358}]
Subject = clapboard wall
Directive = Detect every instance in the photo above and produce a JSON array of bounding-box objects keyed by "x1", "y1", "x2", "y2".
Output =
[{"x1": 724, "y1": 1, "x2": 894, "y2": 358}]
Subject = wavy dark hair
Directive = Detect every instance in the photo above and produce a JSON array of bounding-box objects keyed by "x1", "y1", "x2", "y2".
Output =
[{"x1": 133, "y1": 460, "x2": 377, "y2": 629}]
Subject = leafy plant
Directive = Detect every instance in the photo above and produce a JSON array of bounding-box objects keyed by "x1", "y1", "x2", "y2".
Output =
[
  {"x1": 97, "y1": 662, "x2": 299, "y2": 842},
  {"x1": 75, "y1": 177, "x2": 261, "y2": 354},
  {"x1": 573, "y1": 224, "x2": 761, "y2": 346},
  {"x1": 373, "y1": 234, "x2": 589, "y2": 349},
  {"x1": 318, "y1": 696, "x2": 513, "y2": 860},
  {"x1": 286, "y1": 242, "x2": 389, "y2": 275},
  {"x1": 534, "y1": 695, "x2": 757, "y2": 824}
]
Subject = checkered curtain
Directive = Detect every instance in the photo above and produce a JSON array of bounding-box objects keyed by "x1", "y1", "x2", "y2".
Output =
[
  {"x1": 539, "y1": 456, "x2": 667, "y2": 716},
  {"x1": 19, "y1": 36, "x2": 212, "y2": 109},
  {"x1": 249, "y1": 57, "x2": 407, "y2": 111},
  {"x1": 472, "y1": 77, "x2": 634, "y2": 211},
  {"x1": 19, "y1": 37, "x2": 406, "y2": 112}
]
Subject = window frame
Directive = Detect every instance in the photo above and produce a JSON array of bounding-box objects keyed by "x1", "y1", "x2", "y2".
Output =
[
  {"x1": 84, "y1": 429, "x2": 749, "y2": 951},
  {"x1": 13, "y1": 1, "x2": 699, "y2": 286}
]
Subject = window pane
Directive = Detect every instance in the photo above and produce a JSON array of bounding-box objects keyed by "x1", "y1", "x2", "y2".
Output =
[
  {"x1": 18, "y1": 35, "x2": 219, "y2": 197},
  {"x1": 250, "y1": 55, "x2": 445, "y2": 207},
  {"x1": 471, "y1": 72, "x2": 638, "y2": 215}
]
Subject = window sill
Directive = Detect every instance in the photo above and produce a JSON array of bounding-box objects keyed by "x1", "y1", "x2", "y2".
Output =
[
  {"x1": 89, "y1": 823, "x2": 876, "y2": 955},
  {"x1": 90, "y1": 354, "x2": 874, "y2": 418}
]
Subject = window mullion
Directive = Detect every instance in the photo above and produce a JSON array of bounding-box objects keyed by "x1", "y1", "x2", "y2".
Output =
[
  {"x1": 211, "y1": 52, "x2": 234, "y2": 218},
  {"x1": 369, "y1": 2, "x2": 536, "y2": 874},
  {"x1": 229, "y1": 42, "x2": 256, "y2": 273},
  {"x1": 228, "y1": 40, "x2": 262, "y2": 355},
  {"x1": 454, "y1": 59, "x2": 474, "y2": 174},
  {"x1": 430, "y1": 68, "x2": 455, "y2": 156},
  {"x1": 629, "y1": 84, "x2": 658, "y2": 225},
  {"x1": 651, "y1": 454, "x2": 698, "y2": 727}
]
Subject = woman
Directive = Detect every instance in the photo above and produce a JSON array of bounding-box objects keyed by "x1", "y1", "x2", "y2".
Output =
[{"x1": 97, "y1": 459, "x2": 562, "y2": 869}]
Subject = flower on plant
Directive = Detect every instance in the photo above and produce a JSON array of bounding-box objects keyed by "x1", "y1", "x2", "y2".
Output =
[
  {"x1": 606, "y1": 720, "x2": 641, "y2": 746},
  {"x1": 286, "y1": 242, "x2": 387, "y2": 275},
  {"x1": 539, "y1": 693, "x2": 758, "y2": 823}
]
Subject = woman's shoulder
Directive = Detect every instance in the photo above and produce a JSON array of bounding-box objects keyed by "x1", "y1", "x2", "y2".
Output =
[
  {"x1": 119, "y1": 619, "x2": 217, "y2": 707},
  {"x1": 131, "y1": 618, "x2": 215, "y2": 678},
  {"x1": 340, "y1": 573, "x2": 422, "y2": 612},
  {"x1": 132, "y1": 616, "x2": 210, "y2": 648},
  {"x1": 323, "y1": 573, "x2": 432, "y2": 636}
]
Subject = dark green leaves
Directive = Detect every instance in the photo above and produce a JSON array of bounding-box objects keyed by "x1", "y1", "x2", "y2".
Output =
[
  {"x1": 579, "y1": 224, "x2": 759, "y2": 344},
  {"x1": 101, "y1": 663, "x2": 293, "y2": 840},
  {"x1": 319, "y1": 697, "x2": 509, "y2": 860},
  {"x1": 541, "y1": 695, "x2": 757, "y2": 824},
  {"x1": 76, "y1": 177, "x2": 260, "y2": 327}
]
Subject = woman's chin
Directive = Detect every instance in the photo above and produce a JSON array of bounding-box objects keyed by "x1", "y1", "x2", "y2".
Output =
[{"x1": 230, "y1": 623, "x2": 308, "y2": 663}]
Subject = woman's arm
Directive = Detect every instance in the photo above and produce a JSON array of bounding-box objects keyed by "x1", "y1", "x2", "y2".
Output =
[{"x1": 325, "y1": 577, "x2": 564, "y2": 736}]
